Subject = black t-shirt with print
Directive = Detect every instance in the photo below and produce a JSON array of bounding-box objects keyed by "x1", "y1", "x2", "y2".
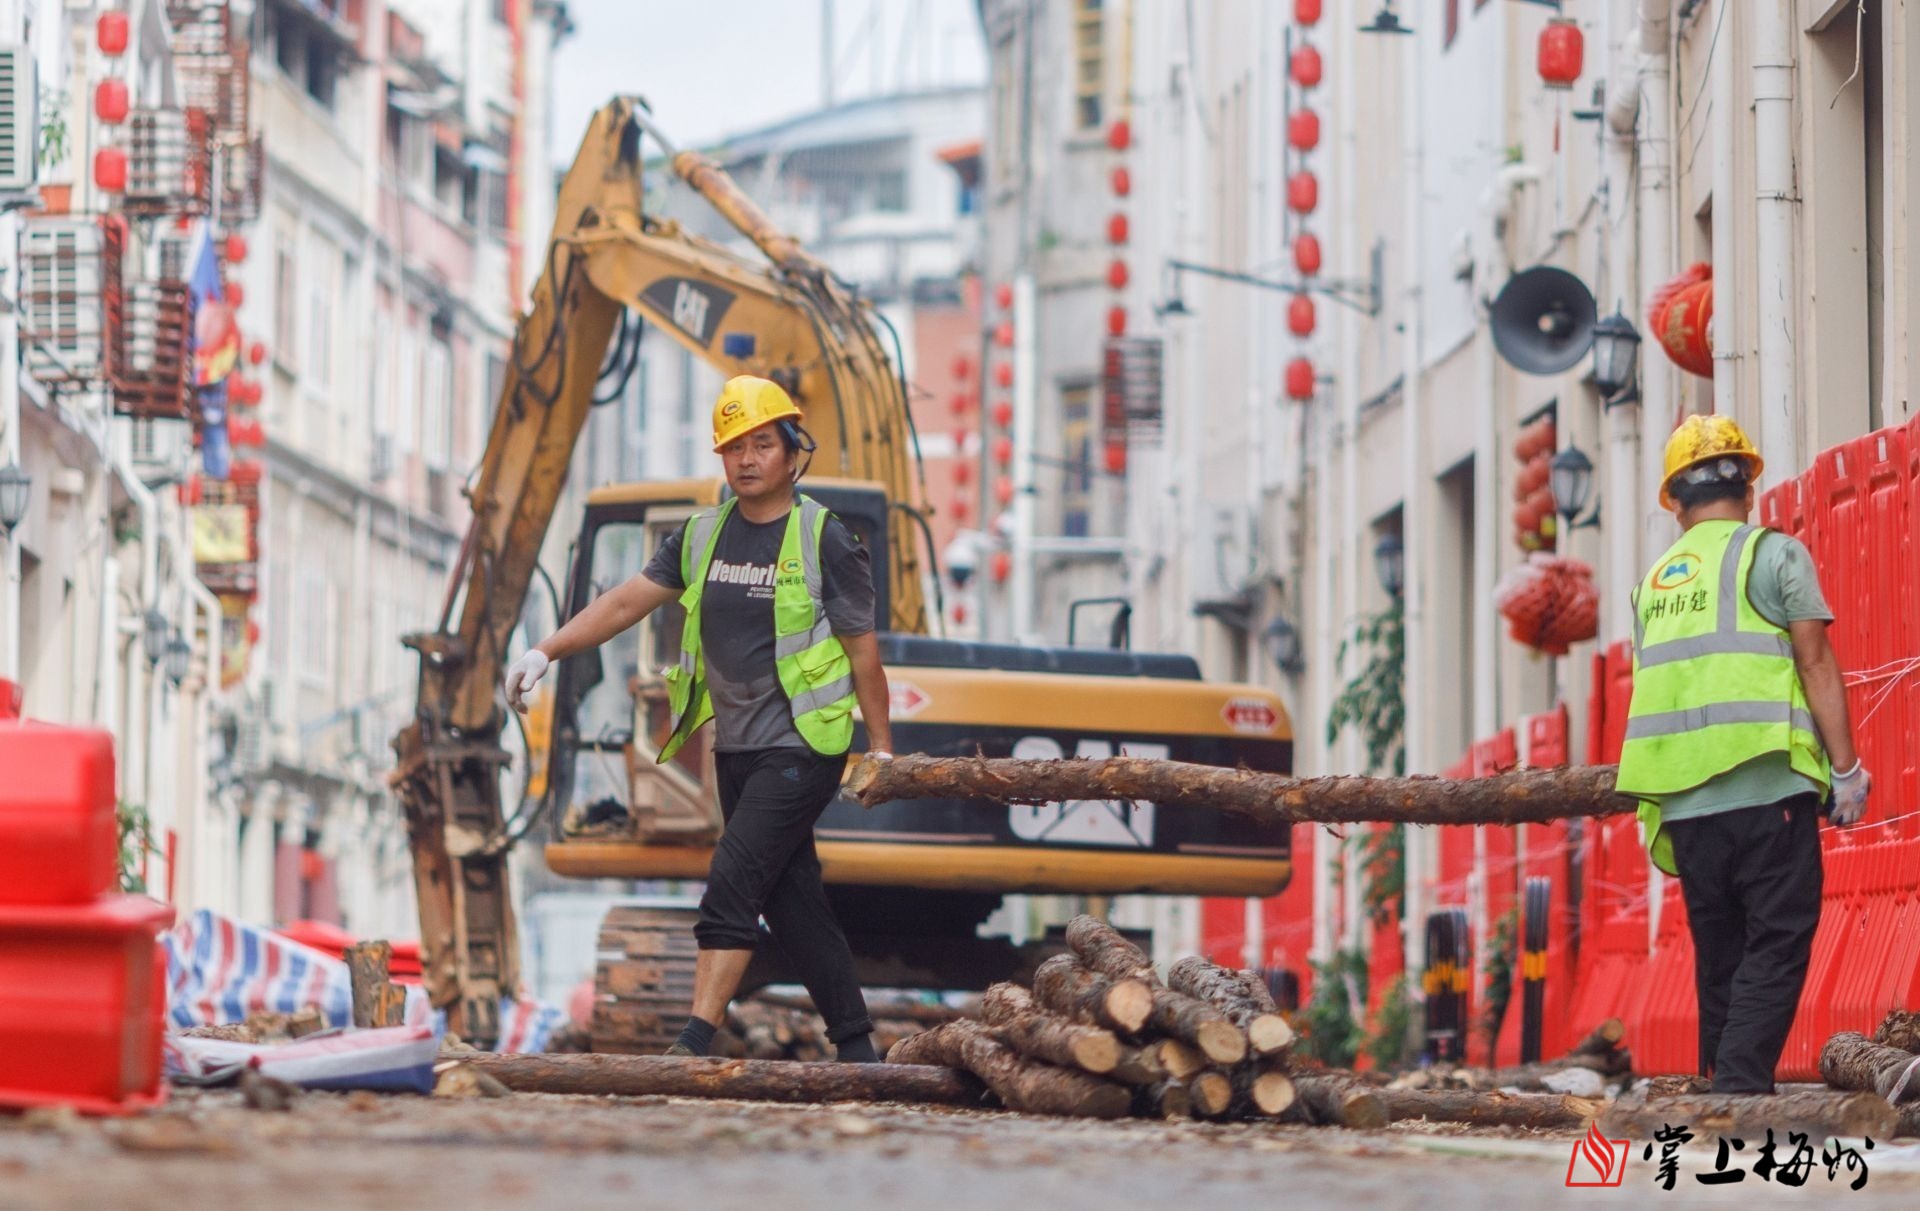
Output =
[{"x1": 642, "y1": 503, "x2": 875, "y2": 751}]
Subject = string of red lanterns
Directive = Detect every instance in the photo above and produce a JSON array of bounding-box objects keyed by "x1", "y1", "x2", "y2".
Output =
[
  {"x1": 1285, "y1": 9, "x2": 1322, "y2": 403},
  {"x1": 1103, "y1": 110, "x2": 1132, "y2": 476}
]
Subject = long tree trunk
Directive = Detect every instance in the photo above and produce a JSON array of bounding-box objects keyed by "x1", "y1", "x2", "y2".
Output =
[
  {"x1": 847, "y1": 755, "x2": 1633, "y2": 826},
  {"x1": 1029, "y1": 953, "x2": 1153, "y2": 1036},
  {"x1": 1167, "y1": 955, "x2": 1295, "y2": 1057},
  {"x1": 980, "y1": 983, "x2": 1123, "y2": 1074},
  {"x1": 1820, "y1": 1031, "x2": 1920, "y2": 1103},
  {"x1": 1373, "y1": 1087, "x2": 1600, "y2": 1129},
  {"x1": 466, "y1": 1052, "x2": 984, "y2": 1107},
  {"x1": 888, "y1": 1019, "x2": 1132, "y2": 1119},
  {"x1": 1599, "y1": 1089, "x2": 1898, "y2": 1141},
  {"x1": 1874, "y1": 1010, "x2": 1920, "y2": 1054},
  {"x1": 1064, "y1": 916, "x2": 1156, "y2": 982},
  {"x1": 1292, "y1": 1074, "x2": 1390, "y2": 1129}
]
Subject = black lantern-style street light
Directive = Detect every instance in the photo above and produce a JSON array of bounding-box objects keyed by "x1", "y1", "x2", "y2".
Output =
[
  {"x1": 1551, "y1": 444, "x2": 1602, "y2": 530},
  {"x1": 1590, "y1": 310, "x2": 1642, "y2": 405},
  {"x1": 1263, "y1": 615, "x2": 1306, "y2": 676},
  {"x1": 164, "y1": 633, "x2": 193, "y2": 687},
  {"x1": 0, "y1": 463, "x2": 30, "y2": 534},
  {"x1": 1360, "y1": 3, "x2": 1415, "y2": 34},
  {"x1": 1373, "y1": 532, "x2": 1405, "y2": 597},
  {"x1": 143, "y1": 609, "x2": 170, "y2": 666}
]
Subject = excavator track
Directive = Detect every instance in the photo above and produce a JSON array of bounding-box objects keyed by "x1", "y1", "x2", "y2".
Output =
[{"x1": 589, "y1": 905, "x2": 702, "y2": 1054}]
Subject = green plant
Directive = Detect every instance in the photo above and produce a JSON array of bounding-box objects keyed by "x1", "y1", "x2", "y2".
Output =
[
  {"x1": 39, "y1": 88, "x2": 69, "y2": 172},
  {"x1": 1300, "y1": 948, "x2": 1369, "y2": 1068},
  {"x1": 1481, "y1": 907, "x2": 1521, "y2": 1053},
  {"x1": 1365, "y1": 973, "x2": 1416, "y2": 1069},
  {"x1": 117, "y1": 801, "x2": 157, "y2": 894},
  {"x1": 1350, "y1": 822, "x2": 1405, "y2": 924},
  {"x1": 1325, "y1": 598, "x2": 1405, "y2": 776}
]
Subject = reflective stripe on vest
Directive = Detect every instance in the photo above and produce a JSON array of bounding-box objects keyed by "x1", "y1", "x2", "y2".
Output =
[
  {"x1": 658, "y1": 495, "x2": 857, "y2": 763},
  {"x1": 1616, "y1": 520, "x2": 1830, "y2": 875}
]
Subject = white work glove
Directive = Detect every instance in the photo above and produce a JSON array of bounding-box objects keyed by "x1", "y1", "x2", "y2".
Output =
[
  {"x1": 503, "y1": 649, "x2": 551, "y2": 714},
  {"x1": 1829, "y1": 760, "x2": 1871, "y2": 826},
  {"x1": 868, "y1": 750, "x2": 894, "y2": 762}
]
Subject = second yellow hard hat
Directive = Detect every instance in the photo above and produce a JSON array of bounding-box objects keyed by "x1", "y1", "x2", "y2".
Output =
[
  {"x1": 1661, "y1": 414, "x2": 1763, "y2": 511},
  {"x1": 711, "y1": 375, "x2": 803, "y2": 452}
]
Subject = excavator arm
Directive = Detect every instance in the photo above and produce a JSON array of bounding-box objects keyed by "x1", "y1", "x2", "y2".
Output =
[{"x1": 393, "y1": 97, "x2": 928, "y2": 1045}]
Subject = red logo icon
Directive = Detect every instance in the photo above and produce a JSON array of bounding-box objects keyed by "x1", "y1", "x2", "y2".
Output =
[
  {"x1": 889, "y1": 682, "x2": 930, "y2": 719},
  {"x1": 1221, "y1": 697, "x2": 1278, "y2": 733},
  {"x1": 1565, "y1": 1120, "x2": 1629, "y2": 1187}
]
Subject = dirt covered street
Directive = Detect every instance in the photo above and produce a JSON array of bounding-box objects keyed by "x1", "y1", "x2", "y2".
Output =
[{"x1": 5, "y1": 1088, "x2": 1920, "y2": 1211}]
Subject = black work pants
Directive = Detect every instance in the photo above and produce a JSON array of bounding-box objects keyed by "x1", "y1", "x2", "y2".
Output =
[
  {"x1": 695, "y1": 748, "x2": 873, "y2": 1042},
  {"x1": 1666, "y1": 792, "x2": 1824, "y2": 1093}
]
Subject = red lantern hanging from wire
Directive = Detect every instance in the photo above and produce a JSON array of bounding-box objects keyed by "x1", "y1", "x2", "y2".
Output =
[
  {"x1": 223, "y1": 233, "x2": 248, "y2": 264},
  {"x1": 991, "y1": 435, "x2": 1014, "y2": 467},
  {"x1": 994, "y1": 282, "x2": 1014, "y2": 310},
  {"x1": 953, "y1": 354, "x2": 973, "y2": 381},
  {"x1": 1107, "y1": 213, "x2": 1129, "y2": 245},
  {"x1": 952, "y1": 458, "x2": 973, "y2": 486},
  {"x1": 949, "y1": 392, "x2": 971, "y2": 416},
  {"x1": 993, "y1": 477, "x2": 1016, "y2": 508},
  {"x1": 93, "y1": 147, "x2": 128, "y2": 193},
  {"x1": 97, "y1": 11, "x2": 130, "y2": 55},
  {"x1": 992, "y1": 399, "x2": 1014, "y2": 429},
  {"x1": 1294, "y1": 233, "x2": 1323, "y2": 277},
  {"x1": 1290, "y1": 44, "x2": 1323, "y2": 89},
  {"x1": 994, "y1": 321, "x2": 1014, "y2": 348},
  {"x1": 248, "y1": 341, "x2": 268, "y2": 366},
  {"x1": 1287, "y1": 172, "x2": 1319, "y2": 215},
  {"x1": 994, "y1": 362, "x2": 1014, "y2": 389},
  {"x1": 1294, "y1": 0, "x2": 1323, "y2": 25},
  {"x1": 1103, "y1": 442, "x2": 1128, "y2": 476},
  {"x1": 1111, "y1": 166, "x2": 1131, "y2": 197},
  {"x1": 1107, "y1": 119, "x2": 1131, "y2": 151},
  {"x1": 1287, "y1": 294, "x2": 1316, "y2": 338},
  {"x1": 1538, "y1": 18, "x2": 1584, "y2": 90},
  {"x1": 1287, "y1": 109, "x2": 1320, "y2": 152},
  {"x1": 1106, "y1": 306, "x2": 1127, "y2": 337},
  {"x1": 1285, "y1": 357, "x2": 1316, "y2": 402},
  {"x1": 1107, "y1": 260, "x2": 1130, "y2": 290},
  {"x1": 94, "y1": 79, "x2": 129, "y2": 125},
  {"x1": 990, "y1": 549, "x2": 1013, "y2": 583}
]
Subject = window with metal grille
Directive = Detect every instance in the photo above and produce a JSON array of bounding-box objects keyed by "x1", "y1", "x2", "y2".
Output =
[{"x1": 1074, "y1": 0, "x2": 1105, "y2": 131}]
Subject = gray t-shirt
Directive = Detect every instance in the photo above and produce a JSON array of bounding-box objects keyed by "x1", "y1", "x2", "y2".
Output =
[
  {"x1": 1656, "y1": 529, "x2": 1835, "y2": 822},
  {"x1": 643, "y1": 504, "x2": 875, "y2": 752}
]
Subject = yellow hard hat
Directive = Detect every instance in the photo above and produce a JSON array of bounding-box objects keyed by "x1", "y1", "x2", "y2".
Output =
[
  {"x1": 1660, "y1": 414, "x2": 1763, "y2": 511},
  {"x1": 711, "y1": 375, "x2": 803, "y2": 452}
]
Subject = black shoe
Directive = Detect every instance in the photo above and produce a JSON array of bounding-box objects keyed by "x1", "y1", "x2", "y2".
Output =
[{"x1": 663, "y1": 1043, "x2": 697, "y2": 1058}]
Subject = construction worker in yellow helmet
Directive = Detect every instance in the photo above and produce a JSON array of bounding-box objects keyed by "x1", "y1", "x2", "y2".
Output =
[
  {"x1": 1615, "y1": 413, "x2": 1866, "y2": 1093},
  {"x1": 503, "y1": 375, "x2": 895, "y2": 1063}
]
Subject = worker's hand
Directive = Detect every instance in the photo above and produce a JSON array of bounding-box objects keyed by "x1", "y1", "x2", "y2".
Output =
[
  {"x1": 1829, "y1": 760, "x2": 1871, "y2": 826},
  {"x1": 868, "y1": 750, "x2": 894, "y2": 761},
  {"x1": 504, "y1": 649, "x2": 551, "y2": 714}
]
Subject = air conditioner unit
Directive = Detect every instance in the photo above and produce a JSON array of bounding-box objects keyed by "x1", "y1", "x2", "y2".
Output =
[
  {"x1": 371, "y1": 432, "x2": 395, "y2": 482},
  {"x1": 0, "y1": 43, "x2": 39, "y2": 193},
  {"x1": 20, "y1": 215, "x2": 115, "y2": 384},
  {"x1": 129, "y1": 416, "x2": 192, "y2": 480}
]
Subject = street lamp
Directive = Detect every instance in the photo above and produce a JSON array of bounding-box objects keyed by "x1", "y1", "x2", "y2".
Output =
[
  {"x1": 142, "y1": 609, "x2": 170, "y2": 666},
  {"x1": 1550, "y1": 444, "x2": 1601, "y2": 530},
  {"x1": 1590, "y1": 310, "x2": 1642, "y2": 406},
  {"x1": 1373, "y1": 532, "x2": 1405, "y2": 597},
  {"x1": 164, "y1": 633, "x2": 193, "y2": 687},
  {"x1": 1360, "y1": 3, "x2": 1415, "y2": 34},
  {"x1": 1263, "y1": 614, "x2": 1305, "y2": 675},
  {"x1": 0, "y1": 463, "x2": 30, "y2": 534}
]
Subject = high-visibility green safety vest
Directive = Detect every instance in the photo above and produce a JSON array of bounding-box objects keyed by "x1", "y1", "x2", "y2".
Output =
[
  {"x1": 658, "y1": 495, "x2": 857, "y2": 763},
  {"x1": 1616, "y1": 519, "x2": 1829, "y2": 875}
]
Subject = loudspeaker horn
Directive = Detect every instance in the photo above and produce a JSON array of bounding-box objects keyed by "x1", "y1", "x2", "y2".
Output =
[{"x1": 1489, "y1": 266, "x2": 1598, "y2": 375}]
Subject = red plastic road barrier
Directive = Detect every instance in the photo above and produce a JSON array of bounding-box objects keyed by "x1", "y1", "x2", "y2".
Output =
[
  {"x1": 0, "y1": 717, "x2": 118, "y2": 905},
  {"x1": 0, "y1": 896, "x2": 174, "y2": 1114}
]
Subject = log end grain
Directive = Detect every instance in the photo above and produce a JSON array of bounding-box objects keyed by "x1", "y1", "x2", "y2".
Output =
[
  {"x1": 1157, "y1": 1039, "x2": 1206, "y2": 1081},
  {"x1": 1246, "y1": 1071, "x2": 1296, "y2": 1117},
  {"x1": 1073, "y1": 1033, "x2": 1123, "y2": 1075},
  {"x1": 1189, "y1": 1070, "x2": 1233, "y2": 1119},
  {"x1": 1247, "y1": 1014, "x2": 1295, "y2": 1057},
  {"x1": 1139, "y1": 1080, "x2": 1191, "y2": 1120},
  {"x1": 1107, "y1": 979, "x2": 1154, "y2": 1036},
  {"x1": 1197, "y1": 1021, "x2": 1249, "y2": 1067}
]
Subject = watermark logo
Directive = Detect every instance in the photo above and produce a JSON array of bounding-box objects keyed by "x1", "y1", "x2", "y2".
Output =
[{"x1": 1566, "y1": 1120, "x2": 1630, "y2": 1187}]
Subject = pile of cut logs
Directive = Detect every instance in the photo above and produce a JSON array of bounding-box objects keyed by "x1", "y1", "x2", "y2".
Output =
[{"x1": 888, "y1": 915, "x2": 1304, "y2": 1121}]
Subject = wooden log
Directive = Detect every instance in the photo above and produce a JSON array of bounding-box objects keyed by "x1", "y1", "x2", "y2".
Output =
[
  {"x1": 1186, "y1": 1069, "x2": 1234, "y2": 1119},
  {"x1": 1468, "y1": 1054, "x2": 1631, "y2": 1091},
  {"x1": 750, "y1": 990, "x2": 970, "y2": 1027},
  {"x1": 980, "y1": 983, "x2": 1123, "y2": 1074},
  {"x1": 344, "y1": 941, "x2": 408, "y2": 1029},
  {"x1": 1167, "y1": 955, "x2": 1295, "y2": 1057},
  {"x1": 1030, "y1": 953, "x2": 1153, "y2": 1036},
  {"x1": 1898, "y1": 1104, "x2": 1920, "y2": 1140},
  {"x1": 1110, "y1": 1043, "x2": 1169, "y2": 1086},
  {"x1": 1874, "y1": 1009, "x2": 1920, "y2": 1054},
  {"x1": 1062, "y1": 917, "x2": 1246, "y2": 1064},
  {"x1": 1292, "y1": 1074, "x2": 1389, "y2": 1129},
  {"x1": 1372, "y1": 1087, "x2": 1600, "y2": 1129},
  {"x1": 846, "y1": 754, "x2": 1633, "y2": 826},
  {"x1": 1136, "y1": 1079, "x2": 1191, "y2": 1120},
  {"x1": 1820, "y1": 1031, "x2": 1920, "y2": 1103},
  {"x1": 1231, "y1": 1063, "x2": 1297, "y2": 1118},
  {"x1": 1154, "y1": 1038, "x2": 1206, "y2": 1081},
  {"x1": 888, "y1": 1019, "x2": 1131, "y2": 1119},
  {"x1": 1565, "y1": 1018, "x2": 1627, "y2": 1061},
  {"x1": 1599, "y1": 1089, "x2": 1898, "y2": 1141},
  {"x1": 465, "y1": 1052, "x2": 984, "y2": 1108},
  {"x1": 1064, "y1": 916, "x2": 1156, "y2": 982}
]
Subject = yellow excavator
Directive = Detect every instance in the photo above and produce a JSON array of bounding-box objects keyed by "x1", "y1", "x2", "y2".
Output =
[{"x1": 393, "y1": 97, "x2": 1295, "y2": 1050}]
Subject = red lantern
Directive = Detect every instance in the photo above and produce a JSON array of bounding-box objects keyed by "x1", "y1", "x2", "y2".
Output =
[
  {"x1": 994, "y1": 282, "x2": 1014, "y2": 310},
  {"x1": 989, "y1": 550, "x2": 1013, "y2": 583},
  {"x1": 93, "y1": 147, "x2": 128, "y2": 193},
  {"x1": 993, "y1": 321, "x2": 1014, "y2": 348},
  {"x1": 230, "y1": 418, "x2": 266, "y2": 448},
  {"x1": 230, "y1": 460, "x2": 265, "y2": 488},
  {"x1": 953, "y1": 458, "x2": 973, "y2": 486},
  {"x1": 97, "y1": 12, "x2": 130, "y2": 56},
  {"x1": 1294, "y1": 233, "x2": 1323, "y2": 276},
  {"x1": 1106, "y1": 306, "x2": 1127, "y2": 337},
  {"x1": 1288, "y1": 108, "x2": 1320, "y2": 152},
  {"x1": 1287, "y1": 294, "x2": 1316, "y2": 338},
  {"x1": 1646, "y1": 263, "x2": 1715, "y2": 378},
  {"x1": 951, "y1": 600, "x2": 969, "y2": 624},
  {"x1": 1103, "y1": 442, "x2": 1128, "y2": 476},
  {"x1": 1538, "y1": 18, "x2": 1584, "y2": 90},
  {"x1": 1287, "y1": 171, "x2": 1318, "y2": 215},
  {"x1": 225, "y1": 280, "x2": 245, "y2": 308},
  {"x1": 94, "y1": 79, "x2": 129, "y2": 125},
  {"x1": 1285, "y1": 357, "x2": 1315, "y2": 402},
  {"x1": 991, "y1": 435, "x2": 1014, "y2": 467},
  {"x1": 953, "y1": 354, "x2": 973, "y2": 380},
  {"x1": 223, "y1": 233, "x2": 248, "y2": 264},
  {"x1": 1290, "y1": 44, "x2": 1323, "y2": 89},
  {"x1": 949, "y1": 392, "x2": 970, "y2": 416},
  {"x1": 993, "y1": 477, "x2": 1015, "y2": 508},
  {"x1": 1106, "y1": 213, "x2": 1129, "y2": 245},
  {"x1": 1111, "y1": 166, "x2": 1132, "y2": 198},
  {"x1": 952, "y1": 499, "x2": 972, "y2": 525},
  {"x1": 1106, "y1": 259, "x2": 1130, "y2": 290},
  {"x1": 1107, "y1": 119, "x2": 1131, "y2": 151},
  {"x1": 1295, "y1": 0, "x2": 1323, "y2": 25},
  {"x1": 992, "y1": 399, "x2": 1014, "y2": 429},
  {"x1": 994, "y1": 362, "x2": 1014, "y2": 389}
]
